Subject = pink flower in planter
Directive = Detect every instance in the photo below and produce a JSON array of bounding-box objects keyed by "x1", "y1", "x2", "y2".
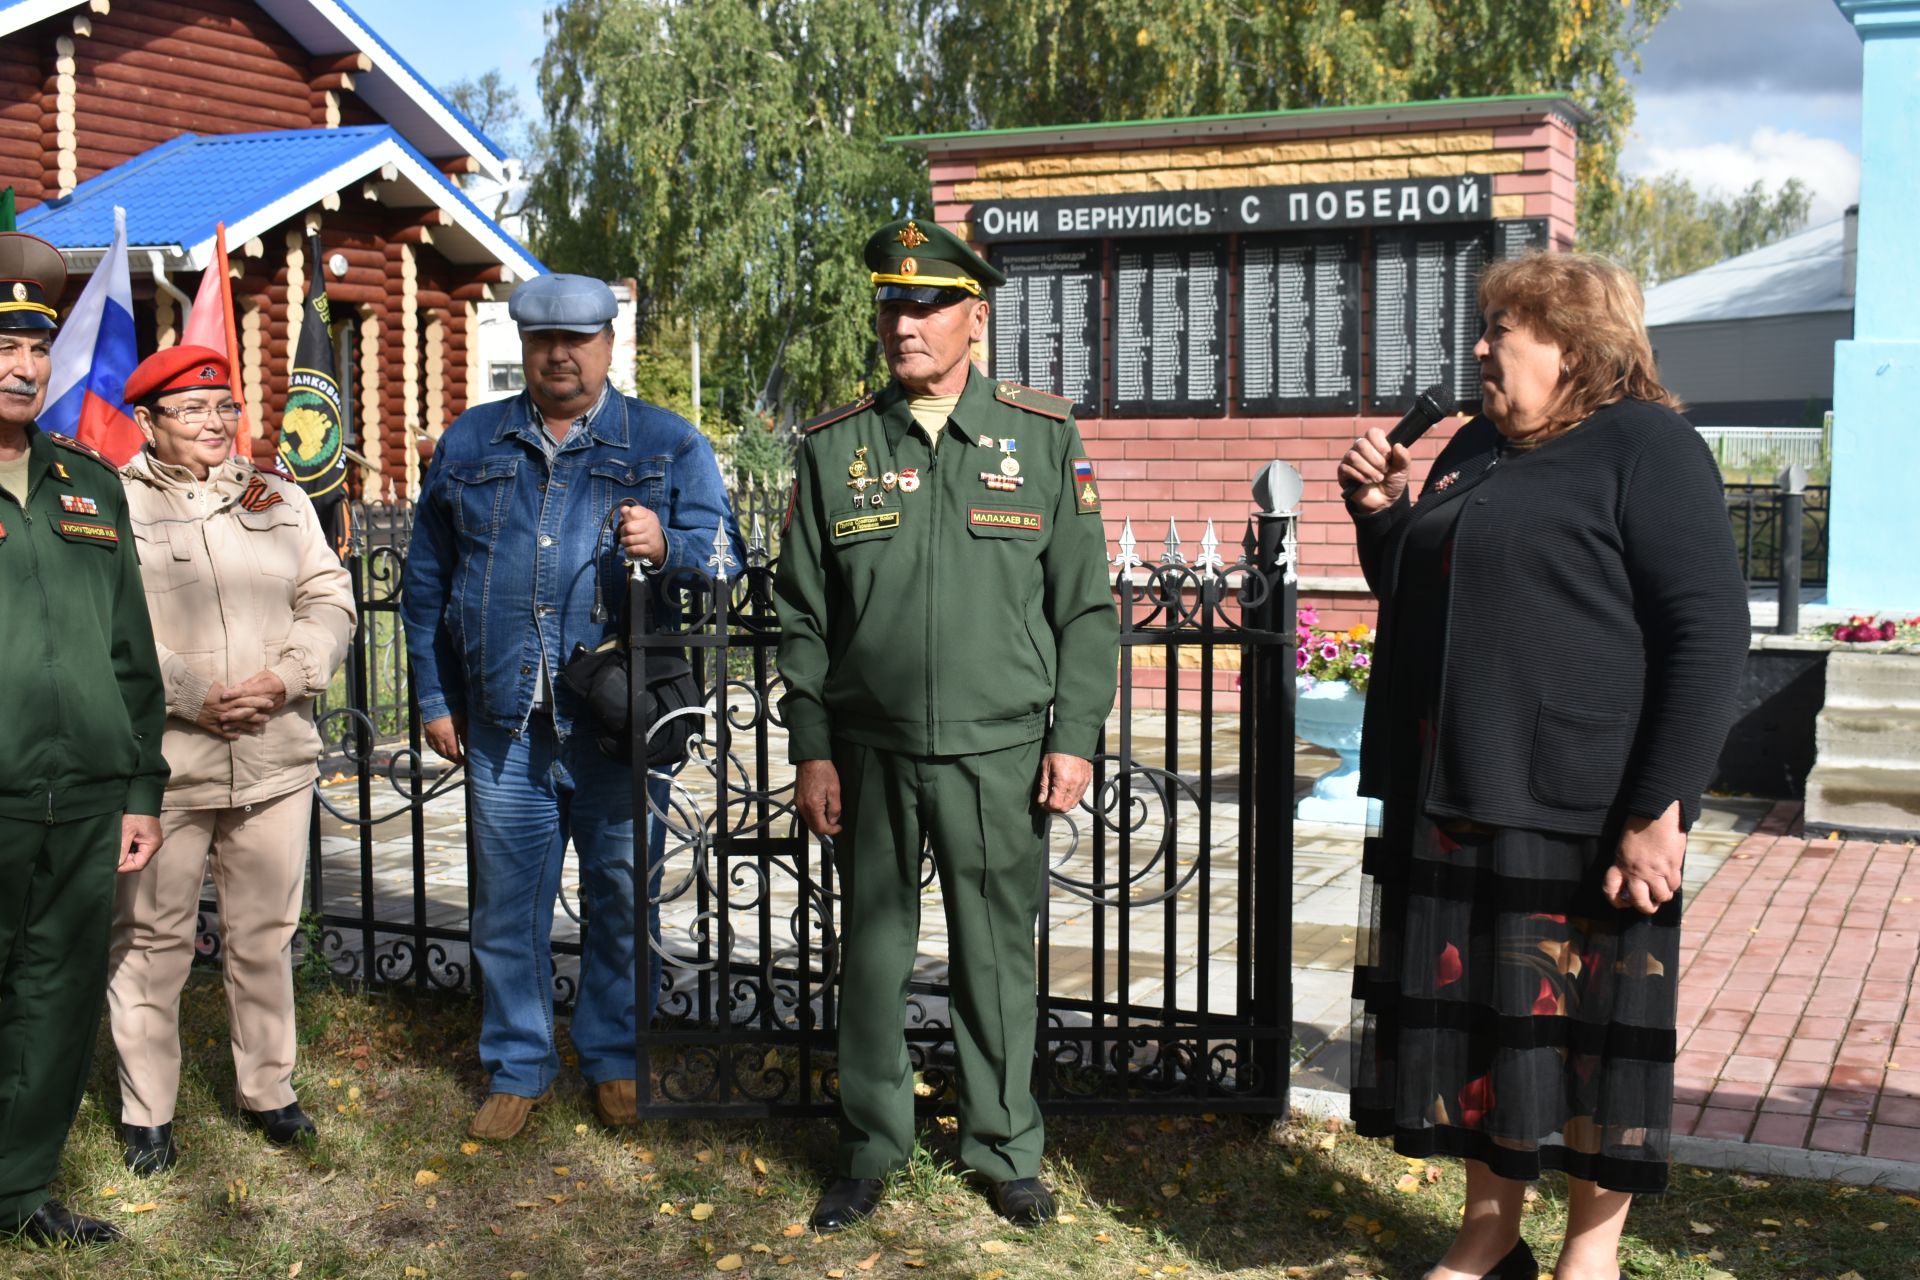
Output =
[
  {"x1": 1297, "y1": 647, "x2": 1310, "y2": 669},
  {"x1": 1297, "y1": 607, "x2": 1319, "y2": 627},
  {"x1": 1320, "y1": 641, "x2": 1342, "y2": 661}
]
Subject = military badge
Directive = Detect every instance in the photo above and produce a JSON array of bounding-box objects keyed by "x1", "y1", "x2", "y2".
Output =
[
  {"x1": 895, "y1": 222, "x2": 930, "y2": 249},
  {"x1": 899, "y1": 258, "x2": 918, "y2": 276},
  {"x1": 10, "y1": 282, "x2": 25, "y2": 303},
  {"x1": 898, "y1": 468, "x2": 920, "y2": 493},
  {"x1": 1072, "y1": 458, "x2": 1100, "y2": 513},
  {"x1": 59, "y1": 494, "x2": 99, "y2": 515},
  {"x1": 1433, "y1": 470, "x2": 1461, "y2": 492}
]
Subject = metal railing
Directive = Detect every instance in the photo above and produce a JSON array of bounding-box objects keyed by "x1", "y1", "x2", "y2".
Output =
[{"x1": 1699, "y1": 426, "x2": 1828, "y2": 473}]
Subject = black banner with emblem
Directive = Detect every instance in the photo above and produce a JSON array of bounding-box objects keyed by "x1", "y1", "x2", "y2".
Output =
[{"x1": 278, "y1": 232, "x2": 348, "y2": 525}]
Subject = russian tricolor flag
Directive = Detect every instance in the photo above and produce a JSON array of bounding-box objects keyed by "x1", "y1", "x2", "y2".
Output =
[{"x1": 42, "y1": 205, "x2": 142, "y2": 464}]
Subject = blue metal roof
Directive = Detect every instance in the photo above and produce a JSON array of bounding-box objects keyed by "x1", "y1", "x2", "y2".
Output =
[
  {"x1": 19, "y1": 127, "x2": 388, "y2": 249},
  {"x1": 17, "y1": 125, "x2": 542, "y2": 276}
]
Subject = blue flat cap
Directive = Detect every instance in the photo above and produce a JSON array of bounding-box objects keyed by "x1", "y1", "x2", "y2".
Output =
[{"x1": 509, "y1": 273, "x2": 618, "y2": 333}]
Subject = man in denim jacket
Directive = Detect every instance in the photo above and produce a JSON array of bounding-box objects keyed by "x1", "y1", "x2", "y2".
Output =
[{"x1": 402, "y1": 274, "x2": 735, "y2": 1140}]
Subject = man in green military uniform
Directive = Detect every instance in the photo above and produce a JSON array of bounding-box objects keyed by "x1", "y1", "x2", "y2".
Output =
[
  {"x1": 0, "y1": 232, "x2": 168, "y2": 1249},
  {"x1": 774, "y1": 217, "x2": 1118, "y2": 1231}
]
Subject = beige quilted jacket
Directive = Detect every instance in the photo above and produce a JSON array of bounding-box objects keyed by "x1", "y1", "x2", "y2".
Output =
[{"x1": 121, "y1": 450, "x2": 356, "y2": 810}]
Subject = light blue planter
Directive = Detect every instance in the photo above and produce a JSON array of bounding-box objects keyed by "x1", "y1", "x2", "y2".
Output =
[{"x1": 1295, "y1": 678, "x2": 1378, "y2": 827}]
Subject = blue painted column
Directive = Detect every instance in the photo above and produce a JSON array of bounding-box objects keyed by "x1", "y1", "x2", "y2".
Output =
[{"x1": 1829, "y1": 1, "x2": 1920, "y2": 612}]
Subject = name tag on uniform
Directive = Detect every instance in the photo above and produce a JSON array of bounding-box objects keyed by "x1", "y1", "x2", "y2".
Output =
[
  {"x1": 55, "y1": 517, "x2": 119, "y2": 546},
  {"x1": 968, "y1": 507, "x2": 1042, "y2": 533},
  {"x1": 832, "y1": 510, "x2": 901, "y2": 540}
]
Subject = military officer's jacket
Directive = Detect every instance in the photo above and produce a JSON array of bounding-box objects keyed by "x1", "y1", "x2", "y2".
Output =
[
  {"x1": 774, "y1": 369, "x2": 1119, "y2": 763},
  {"x1": 0, "y1": 425, "x2": 168, "y2": 821}
]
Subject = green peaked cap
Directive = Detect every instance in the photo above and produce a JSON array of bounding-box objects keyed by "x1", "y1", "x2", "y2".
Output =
[{"x1": 863, "y1": 217, "x2": 1005, "y2": 305}]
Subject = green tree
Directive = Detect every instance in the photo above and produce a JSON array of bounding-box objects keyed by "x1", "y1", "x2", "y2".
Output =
[
  {"x1": 1586, "y1": 175, "x2": 1815, "y2": 286},
  {"x1": 925, "y1": 0, "x2": 1677, "y2": 235},
  {"x1": 529, "y1": 0, "x2": 927, "y2": 427}
]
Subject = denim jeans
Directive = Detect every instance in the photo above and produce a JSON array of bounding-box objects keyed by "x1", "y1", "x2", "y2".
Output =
[{"x1": 466, "y1": 713, "x2": 669, "y2": 1096}]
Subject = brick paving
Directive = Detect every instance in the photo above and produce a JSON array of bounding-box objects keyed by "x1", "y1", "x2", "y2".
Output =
[{"x1": 1673, "y1": 802, "x2": 1920, "y2": 1163}]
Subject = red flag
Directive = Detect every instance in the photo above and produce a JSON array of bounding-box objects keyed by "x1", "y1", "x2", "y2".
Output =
[{"x1": 183, "y1": 222, "x2": 252, "y2": 457}]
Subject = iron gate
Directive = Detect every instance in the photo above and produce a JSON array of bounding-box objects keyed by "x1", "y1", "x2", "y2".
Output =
[{"x1": 196, "y1": 491, "x2": 1302, "y2": 1119}]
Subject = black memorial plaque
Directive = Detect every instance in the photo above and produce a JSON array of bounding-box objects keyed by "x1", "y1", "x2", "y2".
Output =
[
  {"x1": 1238, "y1": 232, "x2": 1359, "y2": 415},
  {"x1": 988, "y1": 243, "x2": 1102, "y2": 417},
  {"x1": 1109, "y1": 237, "x2": 1226, "y2": 417},
  {"x1": 1494, "y1": 217, "x2": 1552, "y2": 259},
  {"x1": 1370, "y1": 226, "x2": 1492, "y2": 414}
]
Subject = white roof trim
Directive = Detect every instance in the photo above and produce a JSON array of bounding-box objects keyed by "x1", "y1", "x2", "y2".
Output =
[
  {"x1": 0, "y1": 0, "x2": 80, "y2": 36},
  {"x1": 173, "y1": 136, "x2": 538, "y2": 281},
  {"x1": 277, "y1": 0, "x2": 509, "y2": 181}
]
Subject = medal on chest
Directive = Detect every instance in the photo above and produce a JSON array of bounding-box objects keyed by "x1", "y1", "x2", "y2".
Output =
[
  {"x1": 980, "y1": 436, "x2": 1024, "y2": 492},
  {"x1": 846, "y1": 446, "x2": 885, "y2": 508}
]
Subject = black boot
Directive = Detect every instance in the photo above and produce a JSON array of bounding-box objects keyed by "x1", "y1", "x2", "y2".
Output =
[
  {"x1": 242, "y1": 1102, "x2": 317, "y2": 1146},
  {"x1": 990, "y1": 1177, "x2": 1056, "y2": 1226},
  {"x1": 809, "y1": 1177, "x2": 885, "y2": 1233},
  {"x1": 120, "y1": 1121, "x2": 177, "y2": 1174},
  {"x1": 12, "y1": 1199, "x2": 123, "y2": 1246}
]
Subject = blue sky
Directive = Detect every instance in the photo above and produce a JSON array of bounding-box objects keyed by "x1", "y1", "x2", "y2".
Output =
[{"x1": 384, "y1": 0, "x2": 1864, "y2": 225}]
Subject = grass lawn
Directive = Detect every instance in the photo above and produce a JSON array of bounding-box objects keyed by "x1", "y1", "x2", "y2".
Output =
[{"x1": 13, "y1": 977, "x2": 1916, "y2": 1279}]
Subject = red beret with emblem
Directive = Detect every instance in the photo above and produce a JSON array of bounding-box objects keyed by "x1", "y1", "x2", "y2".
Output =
[{"x1": 123, "y1": 344, "x2": 231, "y2": 404}]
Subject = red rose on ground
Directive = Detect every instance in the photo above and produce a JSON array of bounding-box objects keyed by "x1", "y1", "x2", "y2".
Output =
[{"x1": 1436, "y1": 942, "x2": 1463, "y2": 988}]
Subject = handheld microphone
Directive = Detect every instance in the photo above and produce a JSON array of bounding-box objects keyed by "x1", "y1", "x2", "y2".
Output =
[{"x1": 1339, "y1": 384, "x2": 1460, "y2": 499}]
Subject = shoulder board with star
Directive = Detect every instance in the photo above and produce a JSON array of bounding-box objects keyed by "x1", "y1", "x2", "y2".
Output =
[
  {"x1": 45, "y1": 431, "x2": 118, "y2": 472},
  {"x1": 802, "y1": 395, "x2": 875, "y2": 434},
  {"x1": 992, "y1": 381, "x2": 1073, "y2": 421}
]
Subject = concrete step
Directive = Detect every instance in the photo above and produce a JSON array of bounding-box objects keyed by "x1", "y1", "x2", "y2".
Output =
[
  {"x1": 1814, "y1": 704, "x2": 1920, "y2": 764},
  {"x1": 1804, "y1": 765, "x2": 1920, "y2": 836},
  {"x1": 1803, "y1": 651, "x2": 1920, "y2": 836}
]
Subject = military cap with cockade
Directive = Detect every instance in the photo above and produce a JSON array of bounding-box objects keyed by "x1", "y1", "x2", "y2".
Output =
[
  {"x1": 0, "y1": 231, "x2": 68, "y2": 331},
  {"x1": 864, "y1": 217, "x2": 1005, "y2": 306}
]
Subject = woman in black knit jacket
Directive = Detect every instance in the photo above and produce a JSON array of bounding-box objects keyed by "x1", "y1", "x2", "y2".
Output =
[{"x1": 1339, "y1": 253, "x2": 1750, "y2": 1280}]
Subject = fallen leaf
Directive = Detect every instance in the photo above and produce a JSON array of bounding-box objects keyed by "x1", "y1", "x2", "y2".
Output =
[
  {"x1": 1057, "y1": 1211, "x2": 1078, "y2": 1223},
  {"x1": 903, "y1": 1262, "x2": 926, "y2": 1269},
  {"x1": 1690, "y1": 1222, "x2": 1716, "y2": 1235},
  {"x1": 695, "y1": 1149, "x2": 715, "y2": 1164},
  {"x1": 347, "y1": 1086, "x2": 362, "y2": 1102},
  {"x1": 754, "y1": 1157, "x2": 770, "y2": 1175},
  {"x1": 288, "y1": 1266, "x2": 302, "y2": 1280},
  {"x1": 659, "y1": 1203, "x2": 678, "y2": 1215},
  {"x1": 121, "y1": 1202, "x2": 159, "y2": 1214},
  {"x1": 489, "y1": 1225, "x2": 503, "y2": 1238},
  {"x1": 1160, "y1": 1183, "x2": 1181, "y2": 1199},
  {"x1": 979, "y1": 1271, "x2": 1006, "y2": 1280},
  {"x1": 826, "y1": 1271, "x2": 846, "y2": 1279},
  {"x1": 545, "y1": 1194, "x2": 567, "y2": 1205},
  {"x1": 1094, "y1": 1233, "x2": 1112, "y2": 1243},
  {"x1": 782, "y1": 1222, "x2": 807, "y2": 1237},
  {"x1": 775, "y1": 1256, "x2": 796, "y2": 1266},
  {"x1": 1316, "y1": 1133, "x2": 1337, "y2": 1151},
  {"x1": 979, "y1": 1240, "x2": 1013, "y2": 1254},
  {"x1": 854, "y1": 1251, "x2": 881, "y2": 1271},
  {"x1": 1758, "y1": 1218, "x2": 1783, "y2": 1229},
  {"x1": 99, "y1": 1186, "x2": 118, "y2": 1198},
  {"x1": 714, "y1": 1256, "x2": 744, "y2": 1273},
  {"x1": 413, "y1": 1170, "x2": 440, "y2": 1187},
  {"x1": 404, "y1": 1270, "x2": 426, "y2": 1278},
  {"x1": 512, "y1": 1201, "x2": 537, "y2": 1210},
  {"x1": 551, "y1": 1166, "x2": 571, "y2": 1177},
  {"x1": 459, "y1": 1142, "x2": 481, "y2": 1156},
  {"x1": 1868, "y1": 1222, "x2": 1889, "y2": 1232},
  {"x1": 509, "y1": 1274, "x2": 528, "y2": 1279},
  {"x1": 750, "y1": 1245, "x2": 771, "y2": 1255},
  {"x1": 575, "y1": 1123, "x2": 589, "y2": 1135},
  {"x1": 1394, "y1": 1175, "x2": 1420, "y2": 1194},
  {"x1": 690, "y1": 1203, "x2": 715, "y2": 1221},
  {"x1": 1306, "y1": 1208, "x2": 1333, "y2": 1220}
]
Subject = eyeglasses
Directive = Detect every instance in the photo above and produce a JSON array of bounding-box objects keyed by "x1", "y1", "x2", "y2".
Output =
[{"x1": 155, "y1": 402, "x2": 242, "y2": 426}]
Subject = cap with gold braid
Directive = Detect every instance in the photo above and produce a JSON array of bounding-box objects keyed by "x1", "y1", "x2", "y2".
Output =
[
  {"x1": 0, "y1": 231, "x2": 66, "y2": 331},
  {"x1": 864, "y1": 217, "x2": 1005, "y2": 306}
]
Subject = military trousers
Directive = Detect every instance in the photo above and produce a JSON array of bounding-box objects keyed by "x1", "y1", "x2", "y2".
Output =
[
  {"x1": 831, "y1": 738, "x2": 1048, "y2": 1183},
  {"x1": 107, "y1": 787, "x2": 312, "y2": 1126},
  {"x1": 0, "y1": 810, "x2": 120, "y2": 1230}
]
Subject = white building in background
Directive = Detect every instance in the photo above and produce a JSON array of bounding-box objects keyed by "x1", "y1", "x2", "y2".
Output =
[{"x1": 1643, "y1": 211, "x2": 1857, "y2": 427}]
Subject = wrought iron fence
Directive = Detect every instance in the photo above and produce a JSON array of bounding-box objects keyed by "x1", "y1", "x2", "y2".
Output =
[
  {"x1": 1727, "y1": 483, "x2": 1829, "y2": 587},
  {"x1": 197, "y1": 491, "x2": 1304, "y2": 1119}
]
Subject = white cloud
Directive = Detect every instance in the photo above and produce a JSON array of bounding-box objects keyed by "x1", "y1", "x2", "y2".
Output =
[{"x1": 1627, "y1": 126, "x2": 1861, "y2": 225}]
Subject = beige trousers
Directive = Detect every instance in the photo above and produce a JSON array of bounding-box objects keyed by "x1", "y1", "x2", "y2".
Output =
[{"x1": 107, "y1": 787, "x2": 311, "y2": 1125}]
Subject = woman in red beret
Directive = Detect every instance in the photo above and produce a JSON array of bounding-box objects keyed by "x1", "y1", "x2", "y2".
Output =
[{"x1": 105, "y1": 344, "x2": 355, "y2": 1173}]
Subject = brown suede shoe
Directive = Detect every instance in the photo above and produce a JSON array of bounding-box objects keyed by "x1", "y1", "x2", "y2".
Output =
[
  {"x1": 468, "y1": 1087, "x2": 553, "y2": 1141},
  {"x1": 593, "y1": 1079, "x2": 637, "y2": 1127}
]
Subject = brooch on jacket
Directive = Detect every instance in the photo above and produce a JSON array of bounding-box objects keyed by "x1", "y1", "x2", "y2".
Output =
[{"x1": 1433, "y1": 471, "x2": 1461, "y2": 491}]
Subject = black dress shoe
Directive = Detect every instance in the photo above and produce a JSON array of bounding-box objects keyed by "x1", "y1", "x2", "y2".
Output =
[
  {"x1": 991, "y1": 1176, "x2": 1056, "y2": 1225},
  {"x1": 12, "y1": 1198, "x2": 123, "y2": 1246},
  {"x1": 242, "y1": 1102, "x2": 317, "y2": 1146},
  {"x1": 120, "y1": 1121, "x2": 177, "y2": 1174},
  {"x1": 809, "y1": 1177, "x2": 885, "y2": 1233},
  {"x1": 1424, "y1": 1238, "x2": 1537, "y2": 1280}
]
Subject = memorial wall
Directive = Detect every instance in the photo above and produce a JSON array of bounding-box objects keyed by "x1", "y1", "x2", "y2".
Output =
[{"x1": 905, "y1": 95, "x2": 1582, "y2": 644}]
